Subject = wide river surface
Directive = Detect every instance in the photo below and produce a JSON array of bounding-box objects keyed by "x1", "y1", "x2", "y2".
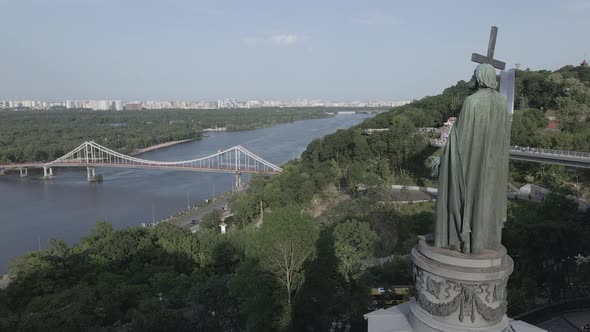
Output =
[{"x1": 0, "y1": 114, "x2": 371, "y2": 273}]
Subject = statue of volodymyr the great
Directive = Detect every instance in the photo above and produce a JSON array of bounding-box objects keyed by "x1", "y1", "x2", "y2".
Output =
[{"x1": 433, "y1": 63, "x2": 510, "y2": 254}]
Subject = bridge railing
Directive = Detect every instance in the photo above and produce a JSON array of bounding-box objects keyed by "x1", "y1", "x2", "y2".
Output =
[
  {"x1": 0, "y1": 141, "x2": 284, "y2": 174},
  {"x1": 511, "y1": 146, "x2": 590, "y2": 159},
  {"x1": 431, "y1": 138, "x2": 590, "y2": 160}
]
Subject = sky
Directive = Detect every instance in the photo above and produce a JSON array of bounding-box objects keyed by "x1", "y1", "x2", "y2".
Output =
[{"x1": 0, "y1": 0, "x2": 588, "y2": 102}]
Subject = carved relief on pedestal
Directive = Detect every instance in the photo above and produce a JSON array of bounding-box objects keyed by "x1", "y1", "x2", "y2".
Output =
[{"x1": 413, "y1": 265, "x2": 507, "y2": 324}]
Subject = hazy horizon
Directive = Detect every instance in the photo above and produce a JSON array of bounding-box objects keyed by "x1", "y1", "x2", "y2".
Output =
[{"x1": 1, "y1": 0, "x2": 588, "y2": 101}]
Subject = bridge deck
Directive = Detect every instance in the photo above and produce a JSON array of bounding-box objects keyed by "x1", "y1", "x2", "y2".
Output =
[
  {"x1": 0, "y1": 162, "x2": 281, "y2": 174},
  {"x1": 0, "y1": 162, "x2": 46, "y2": 168},
  {"x1": 0, "y1": 141, "x2": 283, "y2": 174},
  {"x1": 431, "y1": 141, "x2": 590, "y2": 168}
]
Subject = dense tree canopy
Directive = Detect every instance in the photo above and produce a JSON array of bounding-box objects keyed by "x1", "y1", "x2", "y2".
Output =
[
  {"x1": 333, "y1": 220, "x2": 379, "y2": 283},
  {"x1": 504, "y1": 196, "x2": 590, "y2": 315},
  {"x1": 0, "y1": 108, "x2": 330, "y2": 163},
  {"x1": 2, "y1": 65, "x2": 590, "y2": 330},
  {"x1": 228, "y1": 64, "x2": 590, "y2": 321}
]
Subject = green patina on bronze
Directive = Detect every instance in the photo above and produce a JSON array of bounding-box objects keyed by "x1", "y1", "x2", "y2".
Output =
[{"x1": 434, "y1": 63, "x2": 510, "y2": 254}]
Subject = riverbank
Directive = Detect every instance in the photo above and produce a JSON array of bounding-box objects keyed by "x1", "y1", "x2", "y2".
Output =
[
  {"x1": 132, "y1": 138, "x2": 195, "y2": 155},
  {"x1": 0, "y1": 114, "x2": 373, "y2": 275},
  {"x1": 129, "y1": 114, "x2": 332, "y2": 156},
  {"x1": 166, "y1": 188, "x2": 238, "y2": 231},
  {"x1": 0, "y1": 108, "x2": 340, "y2": 165}
]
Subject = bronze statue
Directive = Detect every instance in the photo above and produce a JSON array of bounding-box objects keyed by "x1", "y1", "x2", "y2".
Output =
[{"x1": 434, "y1": 63, "x2": 510, "y2": 254}]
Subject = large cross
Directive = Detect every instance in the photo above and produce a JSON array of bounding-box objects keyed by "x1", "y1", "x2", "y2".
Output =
[{"x1": 471, "y1": 26, "x2": 506, "y2": 70}]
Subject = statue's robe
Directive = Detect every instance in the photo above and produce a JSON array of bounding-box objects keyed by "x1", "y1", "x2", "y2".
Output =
[{"x1": 434, "y1": 87, "x2": 510, "y2": 253}]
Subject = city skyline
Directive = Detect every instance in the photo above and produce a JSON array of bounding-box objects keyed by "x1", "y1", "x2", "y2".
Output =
[
  {"x1": 0, "y1": 0, "x2": 589, "y2": 101},
  {"x1": 0, "y1": 98, "x2": 412, "y2": 111}
]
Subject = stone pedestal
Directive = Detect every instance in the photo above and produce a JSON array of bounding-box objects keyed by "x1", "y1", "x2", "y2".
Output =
[
  {"x1": 364, "y1": 235, "x2": 546, "y2": 332},
  {"x1": 410, "y1": 235, "x2": 512, "y2": 332}
]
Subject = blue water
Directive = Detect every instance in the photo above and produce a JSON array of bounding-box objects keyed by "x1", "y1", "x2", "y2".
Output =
[{"x1": 0, "y1": 114, "x2": 372, "y2": 273}]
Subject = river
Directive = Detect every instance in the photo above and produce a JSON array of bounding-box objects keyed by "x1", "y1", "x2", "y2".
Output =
[{"x1": 0, "y1": 114, "x2": 372, "y2": 273}]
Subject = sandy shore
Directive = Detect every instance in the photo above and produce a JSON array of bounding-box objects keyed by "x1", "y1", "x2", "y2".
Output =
[{"x1": 132, "y1": 138, "x2": 195, "y2": 155}]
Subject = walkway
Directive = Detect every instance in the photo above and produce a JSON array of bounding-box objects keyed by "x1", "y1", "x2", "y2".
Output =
[
  {"x1": 389, "y1": 184, "x2": 590, "y2": 210},
  {"x1": 0, "y1": 141, "x2": 282, "y2": 185},
  {"x1": 431, "y1": 140, "x2": 590, "y2": 169}
]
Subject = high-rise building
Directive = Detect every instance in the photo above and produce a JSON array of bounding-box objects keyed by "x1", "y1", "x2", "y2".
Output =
[
  {"x1": 114, "y1": 100, "x2": 123, "y2": 111},
  {"x1": 125, "y1": 102, "x2": 142, "y2": 111}
]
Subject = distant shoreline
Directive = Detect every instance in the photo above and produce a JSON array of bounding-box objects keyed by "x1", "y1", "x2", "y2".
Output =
[
  {"x1": 132, "y1": 138, "x2": 196, "y2": 155},
  {"x1": 129, "y1": 115, "x2": 328, "y2": 155},
  {"x1": 129, "y1": 112, "x2": 365, "y2": 156}
]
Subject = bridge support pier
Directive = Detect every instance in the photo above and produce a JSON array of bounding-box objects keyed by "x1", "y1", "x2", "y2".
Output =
[
  {"x1": 42, "y1": 167, "x2": 54, "y2": 180},
  {"x1": 234, "y1": 172, "x2": 242, "y2": 190},
  {"x1": 0, "y1": 169, "x2": 4, "y2": 176},
  {"x1": 19, "y1": 168, "x2": 28, "y2": 178},
  {"x1": 87, "y1": 167, "x2": 99, "y2": 182}
]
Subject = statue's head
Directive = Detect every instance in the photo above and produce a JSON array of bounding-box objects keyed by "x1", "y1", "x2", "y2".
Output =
[{"x1": 471, "y1": 64, "x2": 498, "y2": 89}]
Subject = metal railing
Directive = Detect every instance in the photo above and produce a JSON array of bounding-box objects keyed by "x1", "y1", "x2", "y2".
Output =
[
  {"x1": 430, "y1": 139, "x2": 590, "y2": 161},
  {"x1": 0, "y1": 141, "x2": 283, "y2": 174},
  {"x1": 511, "y1": 146, "x2": 590, "y2": 160}
]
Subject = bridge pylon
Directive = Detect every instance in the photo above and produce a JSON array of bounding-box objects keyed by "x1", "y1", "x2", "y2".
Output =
[
  {"x1": 234, "y1": 172, "x2": 242, "y2": 190},
  {"x1": 19, "y1": 168, "x2": 28, "y2": 178},
  {"x1": 0, "y1": 169, "x2": 4, "y2": 176},
  {"x1": 87, "y1": 167, "x2": 99, "y2": 182},
  {"x1": 43, "y1": 167, "x2": 54, "y2": 180}
]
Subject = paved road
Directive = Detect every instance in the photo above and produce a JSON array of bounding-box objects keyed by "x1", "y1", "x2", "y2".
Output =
[
  {"x1": 536, "y1": 310, "x2": 590, "y2": 332},
  {"x1": 390, "y1": 187, "x2": 436, "y2": 202},
  {"x1": 170, "y1": 196, "x2": 231, "y2": 229},
  {"x1": 391, "y1": 186, "x2": 550, "y2": 203},
  {"x1": 390, "y1": 186, "x2": 589, "y2": 210}
]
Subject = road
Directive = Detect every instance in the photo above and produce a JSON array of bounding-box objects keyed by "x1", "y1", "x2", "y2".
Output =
[
  {"x1": 390, "y1": 186, "x2": 437, "y2": 202},
  {"x1": 169, "y1": 193, "x2": 234, "y2": 231},
  {"x1": 390, "y1": 186, "x2": 589, "y2": 210}
]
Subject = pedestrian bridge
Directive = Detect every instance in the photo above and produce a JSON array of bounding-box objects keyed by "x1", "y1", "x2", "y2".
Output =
[
  {"x1": 0, "y1": 141, "x2": 283, "y2": 184},
  {"x1": 431, "y1": 139, "x2": 590, "y2": 169}
]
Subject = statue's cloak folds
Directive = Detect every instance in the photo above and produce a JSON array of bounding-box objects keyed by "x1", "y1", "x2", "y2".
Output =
[{"x1": 434, "y1": 64, "x2": 510, "y2": 253}]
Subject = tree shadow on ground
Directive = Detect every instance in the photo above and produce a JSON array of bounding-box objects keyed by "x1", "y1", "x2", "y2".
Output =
[{"x1": 292, "y1": 227, "x2": 370, "y2": 332}]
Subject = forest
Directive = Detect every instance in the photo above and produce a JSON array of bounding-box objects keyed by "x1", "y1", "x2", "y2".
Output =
[
  {"x1": 0, "y1": 108, "x2": 330, "y2": 163},
  {"x1": 1, "y1": 65, "x2": 589, "y2": 331}
]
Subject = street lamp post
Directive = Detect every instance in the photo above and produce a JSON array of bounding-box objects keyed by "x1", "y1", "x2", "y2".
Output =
[{"x1": 152, "y1": 202, "x2": 156, "y2": 224}]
